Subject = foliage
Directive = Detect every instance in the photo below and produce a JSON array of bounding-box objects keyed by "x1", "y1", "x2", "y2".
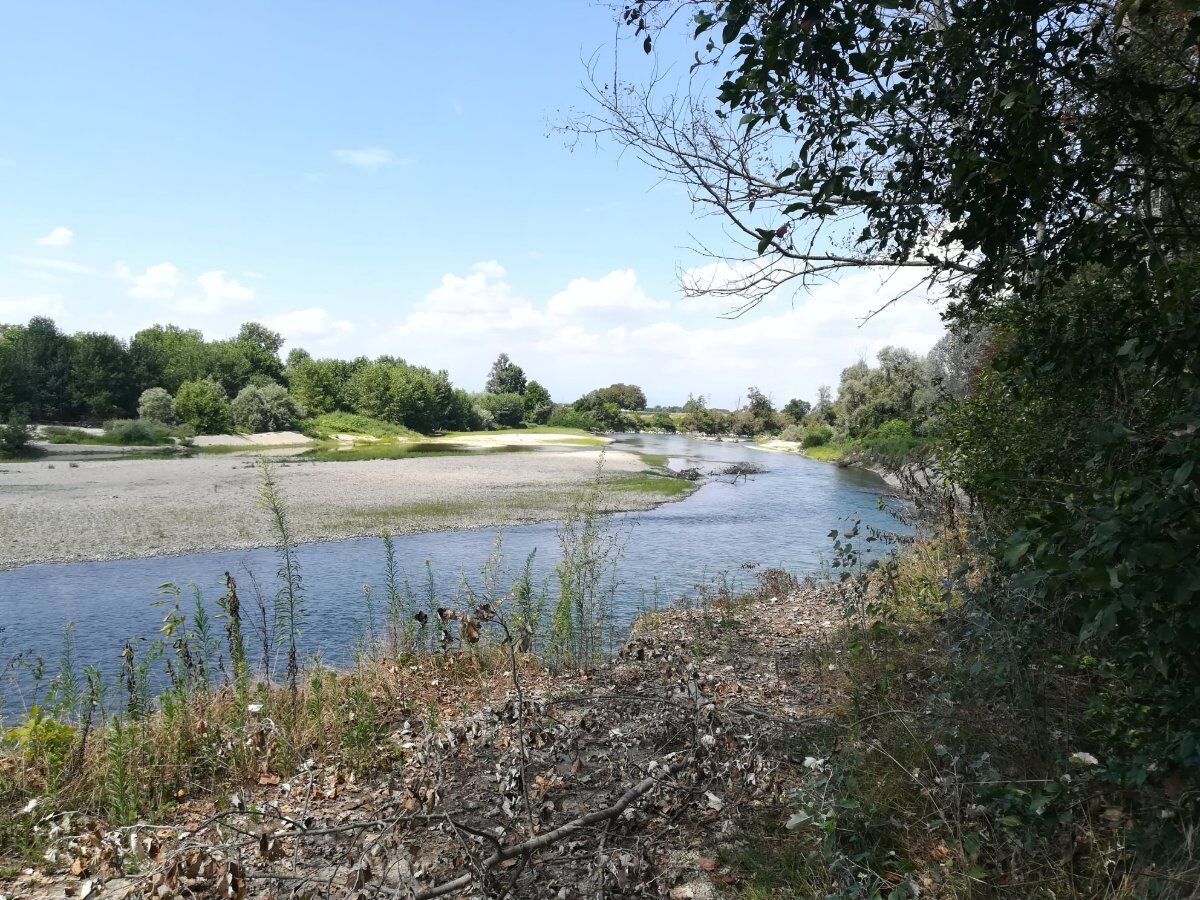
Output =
[
  {"x1": 945, "y1": 260, "x2": 1200, "y2": 773},
  {"x1": 346, "y1": 359, "x2": 466, "y2": 433},
  {"x1": 781, "y1": 398, "x2": 810, "y2": 424},
  {"x1": 550, "y1": 460, "x2": 623, "y2": 671},
  {"x1": 578, "y1": 382, "x2": 647, "y2": 411},
  {"x1": 857, "y1": 419, "x2": 927, "y2": 465},
  {"x1": 284, "y1": 353, "x2": 352, "y2": 415},
  {"x1": 298, "y1": 411, "x2": 421, "y2": 440},
  {"x1": 0, "y1": 413, "x2": 33, "y2": 457},
  {"x1": 485, "y1": 352, "x2": 527, "y2": 395},
  {"x1": 474, "y1": 391, "x2": 525, "y2": 428},
  {"x1": 99, "y1": 419, "x2": 174, "y2": 446},
  {"x1": 137, "y1": 387, "x2": 176, "y2": 425},
  {"x1": 230, "y1": 381, "x2": 305, "y2": 433},
  {"x1": 648, "y1": 410, "x2": 676, "y2": 432},
  {"x1": 174, "y1": 378, "x2": 232, "y2": 434},
  {"x1": 835, "y1": 347, "x2": 934, "y2": 439},
  {"x1": 800, "y1": 425, "x2": 832, "y2": 448},
  {"x1": 547, "y1": 405, "x2": 601, "y2": 432},
  {"x1": 522, "y1": 380, "x2": 553, "y2": 424}
]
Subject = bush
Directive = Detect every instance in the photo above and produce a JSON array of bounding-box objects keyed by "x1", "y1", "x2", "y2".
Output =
[
  {"x1": 474, "y1": 392, "x2": 524, "y2": 428},
  {"x1": 778, "y1": 424, "x2": 804, "y2": 442},
  {"x1": 230, "y1": 382, "x2": 305, "y2": 433},
  {"x1": 547, "y1": 406, "x2": 601, "y2": 432},
  {"x1": 801, "y1": 425, "x2": 834, "y2": 448},
  {"x1": 137, "y1": 387, "x2": 176, "y2": 425},
  {"x1": 174, "y1": 378, "x2": 232, "y2": 434},
  {"x1": 649, "y1": 411, "x2": 676, "y2": 432},
  {"x1": 0, "y1": 413, "x2": 32, "y2": 457},
  {"x1": 858, "y1": 419, "x2": 924, "y2": 462},
  {"x1": 102, "y1": 418, "x2": 172, "y2": 445}
]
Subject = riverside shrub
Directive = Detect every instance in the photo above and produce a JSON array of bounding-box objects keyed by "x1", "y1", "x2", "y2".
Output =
[{"x1": 175, "y1": 378, "x2": 232, "y2": 434}]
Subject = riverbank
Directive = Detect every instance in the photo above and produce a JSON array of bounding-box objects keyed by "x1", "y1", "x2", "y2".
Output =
[
  {"x1": 1, "y1": 582, "x2": 845, "y2": 899},
  {"x1": 0, "y1": 445, "x2": 686, "y2": 569}
]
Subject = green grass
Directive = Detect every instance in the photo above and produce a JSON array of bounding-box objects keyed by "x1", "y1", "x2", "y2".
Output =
[
  {"x1": 801, "y1": 442, "x2": 850, "y2": 462},
  {"x1": 609, "y1": 472, "x2": 695, "y2": 497},
  {"x1": 636, "y1": 451, "x2": 670, "y2": 468},
  {"x1": 298, "y1": 412, "x2": 423, "y2": 441}
]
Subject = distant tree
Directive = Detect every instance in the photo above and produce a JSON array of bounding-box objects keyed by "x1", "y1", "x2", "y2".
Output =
[
  {"x1": 810, "y1": 385, "x2": 836, "y2": 426},
  {"x1": 649, "y1": 411, "x2": 676, "y2": 432},
  {"x1": 782, "y1": 398, "x2": 811, "y2": 424},
  {"x1": 927, "y1": 326, "x2": 990, "y2": 402},
  {"x1": 485, "y1": 353, "x2": 527, "y2": 395},
  {"x1": 475, "y1": 391, "x2": 525, "y2": 427},
  {"x1": 130, "y1": 325, "x2": 210, "y2": 395},
  {"x1": 175, "y1": 378, "x2": 232, "y2": 434},
  {"x1": 7, "y1": 317, "x2": 72, "y2": 421},
  {"x1": 137, "y1": 387, "x2": 177, "y2": 425},
  {"x1": 231, "y1": 382, "x2": 305, "y2": 433},
  {"x1": 233, "y1": 322, "x2": 285, "y2": 384},
  {"x1": 836, "y1": 348, "x2": 934, "y2": 438},
  {"x1": 68, "y1": 332, "x2": 135, "y2": 421},
  {"x1": 523, "y1": 380, "x2": 553, "y2": 424}
]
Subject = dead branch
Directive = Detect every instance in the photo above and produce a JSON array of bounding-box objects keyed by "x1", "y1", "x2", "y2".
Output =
[{"x1": 414, "y1": 759, "x2": 691, "y2": 900}]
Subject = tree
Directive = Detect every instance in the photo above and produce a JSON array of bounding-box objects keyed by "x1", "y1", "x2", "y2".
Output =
[
  {"x1": 594, "y1": 1, "x2": 1200, "y2": 772},
  {"x1": 5, "y1": 317, "x2": 72, "y2": 421},
  {"x1": 485, "y1": 353, "x2": 527, "y2": 395},
  {"x1": 649, "y1": 411, "x2": 676, "y2": 432},
  {"x1": 175, "y1": 378, "x2": 232, "y2": 434},
  {"x1": 137, "y1": 387, "x2": 177, "y2": 425},
  {"x1": 234, "y1": 322, "x2": 285, "y2": 381},
  {"x1": 474, "y1": 392, "x2": 524, "y2": 428},
  {"x1": 68, "y1": 332, "x2": 135, "y2": 421},
  {"x1": 781, "y1": 398, "x2": 811, "y2": 424},
  {"x1": 835, "y1": 348, "x2": 934, "y2": 438},
  {"x1": 130, "y1": 325, "x2": 210, "y2": 395},
  {"x1": 230, "y1": 382, "x2": 304, "y2": 433},
  {"x1": 523, "y1": 380, "x2": 553, "y2": 424}
]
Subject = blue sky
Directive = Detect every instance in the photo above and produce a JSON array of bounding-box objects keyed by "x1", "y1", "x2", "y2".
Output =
[{"x1": 0, "y1": 1, "x2": 944, "y2": 407}]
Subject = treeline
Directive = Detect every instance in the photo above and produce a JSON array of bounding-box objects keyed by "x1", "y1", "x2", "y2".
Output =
[
  {"x1": 0, "y1": 317, "x2": 660, "y2": 439},
  {"x1": 656, "y1": 336, "x2": 972, "y2": 463}
]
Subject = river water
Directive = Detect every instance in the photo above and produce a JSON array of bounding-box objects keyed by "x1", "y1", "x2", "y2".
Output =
[{"x1": 0, "y1": 434, "x2": 903, "y2": 715}]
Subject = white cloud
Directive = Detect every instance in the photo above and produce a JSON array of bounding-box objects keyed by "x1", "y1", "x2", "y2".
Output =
[
  {"x1": 377, "y1": 262, "x2": 945, "y2": 405},
  {"x1": 178, "y1": 270, "x2": 256, "y2": 314},
  {"x1": 265, "y1": 307, "x2": 355, "y2": 344},
  {"x1": 547, "y1": 269, "x2": 670, "y2": 317},
  {"x1": 35, "y1": 226, "x2": 73, "y2": 247},
  {"x1": 9, "y1": 255, "x2": 95, "y2": 275},
  {"x1": 118, "y1": 261, "x2": 181, "y2": 300},
  {"x1": 0, "y1": 294, "x2": 64, "y2": 320},
  {"x1": 332, "y1": 147, "x2": 411, "y2": 172}
]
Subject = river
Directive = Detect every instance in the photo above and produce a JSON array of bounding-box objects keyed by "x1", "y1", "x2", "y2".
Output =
[{"x1": 0, "y1": 433, "x2": 904, "y2": 715}]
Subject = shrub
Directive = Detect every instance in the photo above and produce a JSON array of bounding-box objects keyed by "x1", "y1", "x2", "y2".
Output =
[
  {"x1": 0, "y1": 413, "x2": 33, "y2": 457},
  {"x1": 230, "y1": 382, "x2": 305, "y2": 433},
  {"x1": 858, "y1": 419, "x2": 924, "y2": 462},
  {"x1": 474, "y1": 392, "x2": 524, "y2": 427},
  {"x1": 102, "y1": 418, "x2": 172, "y2": 445},
  {"x1": 649, "y1": 411, "x2": 676, "y2": 432},
  {"x1": 137, "y1": 387, "x2": 176, "y2": 425},
  {"x1": 174, "y1": 378, "x2": 232, "y2": 434},
  {"x1": 778, "y1": 424, "x2": 805, "y2": 442},
  {"x1": 801, "y1": 425, "x2": 834, "y2": 448},
  {"x1": 547, "y1": 406, "x2": 600, "y2": 432}
]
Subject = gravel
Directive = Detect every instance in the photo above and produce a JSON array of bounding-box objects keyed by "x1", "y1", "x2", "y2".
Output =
[{"x1": 0, "y1": 448, "x2": 654, "y2": 569}]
